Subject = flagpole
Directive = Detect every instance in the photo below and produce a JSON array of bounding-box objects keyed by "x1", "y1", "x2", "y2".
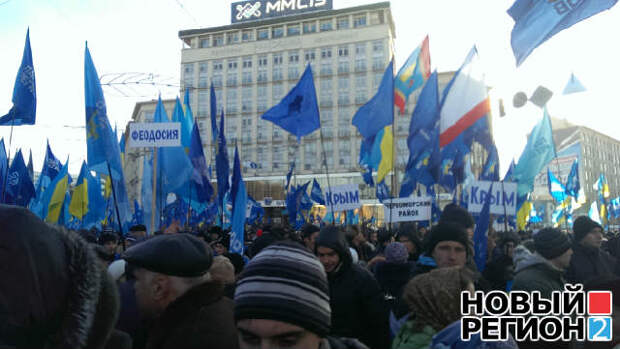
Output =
[
  {"x1": 389, "y1": 59, "x2": 396, "y2": 231},
  {"x1": 151, "y1": 148, "x2": 157, "y2": 234},
  {"x1": 1, "y1": 117, "x2": 16, "y2": 203},
  {"x1": 106, "y1": 161, "x2": 125, "y2": 249},
  {"x1": 501, "y1": 179, "x2": 508, "y2": 232},
  {"x1": 187, "y1": 180, "x2": 192, "y2": 227},
  {"x1": 318, "y1": 126, "x2": 336, "y2": 221}
]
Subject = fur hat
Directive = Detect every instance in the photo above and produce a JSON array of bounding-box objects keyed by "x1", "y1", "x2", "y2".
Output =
[
  {"x1": 0, "y1": 205, "x2": 119, "y2": 349},
  {"x1": 439, "y1": 204, "x2": 475, "y2": 230},
  {"x1": 424, "y1": 222, "x2": 470, "y2": 256}
]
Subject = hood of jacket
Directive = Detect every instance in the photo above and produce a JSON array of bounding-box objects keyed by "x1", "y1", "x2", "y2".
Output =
[
  {"x1": 315, "y1": 226, "x2": 353, "y2": 270},
  {"x1": 0, "y1": 204, "x2": 118, "y2": 349},
  {"x1": 514, "y1": 250, "x2": 562, "y2": 275}
]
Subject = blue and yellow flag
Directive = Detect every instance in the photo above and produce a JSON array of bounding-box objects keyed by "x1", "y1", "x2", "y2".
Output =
[
  {"x1": 41, "y1": 159, "x2": 69, "y2": 224},
  {"x1": 70, "y1": 161, "x2": 89, "y2": 220}
]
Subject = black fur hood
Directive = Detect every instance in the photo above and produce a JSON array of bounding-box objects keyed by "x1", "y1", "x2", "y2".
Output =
[{"x1": 0, "y1": 204, "x2": 119, "y2": 349}]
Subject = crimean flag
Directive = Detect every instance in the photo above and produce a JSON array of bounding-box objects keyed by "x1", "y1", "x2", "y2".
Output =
[{"x1": 394, "y1": 35, "x2": 430, "y2": 115}]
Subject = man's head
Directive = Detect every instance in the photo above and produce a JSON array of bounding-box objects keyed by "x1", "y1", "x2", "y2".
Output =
[
  {"x1": 499, "y1": 232, "x2": 520, "y2": 259},
  {"x1": 425, "y1": 222, "x2": 469, "y2": 268},
  {"x1": 317, "y1": 246, "x2": 340, "y2": 274},
  {"x1": 100, "y1": 231, "x2": 118, "y2": 255},
  {"x1": 376, "y1": 228, "x2": 394, "y2": 249},
  {"x1": 129, "y1": 224, "x2": 147, "y2": 239},
  {"x1": 396, "y1": 229, "x2": 421, "y2": 259},
  {"x1": 534, "y1": 228, "x2": 573, "y2": 270},
  {"x1": 439, "y1": 204, "x2": 475, "y2": 239},
  {"x1": 573, "y1": 216, "x2": 604, "y2": 249},
  {"x1": 301, "y1": 223, "x2": 320, "y2": 251},
  {"x1": 123, "y1": 234, "x2": 214, "y2": 319},
  {"x1": 315, "y1": 226, "x2": 351, "y2": 274},
  {"x1": 235, "y1": 241, "x2": 330, "y2": 349},
  {"x1": 211, "y1": 234, "x2": 230, "y2": 255}
]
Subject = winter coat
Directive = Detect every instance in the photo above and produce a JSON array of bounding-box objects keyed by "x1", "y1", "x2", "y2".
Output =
[
  {"x1": 565, "y1": 243, "x2": 619, "y2": 285},
  {"x1": 316, "y1": 229, "x2": 391, "y2": 349},
  {"x1": 483, "y1": 253, "x2": 514, "y2": 291},
  {"x1": 0, "y1": 205, "x2": 122, "y2": 349},
  {"x1": 511, "y1": 251, "x2": 565, "y2": 299},
  {"x1": 391, "y1": 320, "x2": 436, "y2": 349},
  {"x1": 144, "y1": 281, "x2": 239, "y2": 349},
  {"x1": 374, "y1": 261, "x2": 416, "y2": 318}
]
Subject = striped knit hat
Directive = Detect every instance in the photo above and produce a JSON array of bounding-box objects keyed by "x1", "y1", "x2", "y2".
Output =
[{"x1": 234, "y1": 241, "x2": 331, "y2": 337}]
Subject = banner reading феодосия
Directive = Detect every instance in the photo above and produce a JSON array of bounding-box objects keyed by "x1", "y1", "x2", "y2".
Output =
[{"x1": 128, "y1": 122, "x2": 181, "y2": 148}]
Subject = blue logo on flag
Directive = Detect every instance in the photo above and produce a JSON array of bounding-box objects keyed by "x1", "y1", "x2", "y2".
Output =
[{"x1": 588, "y1": 317, "x2": 612, "y2": 341}]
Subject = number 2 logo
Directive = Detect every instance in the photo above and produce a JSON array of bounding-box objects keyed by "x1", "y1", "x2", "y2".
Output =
[{"x1": 588, "y1": 317, "x2": 612, "y2": 341}]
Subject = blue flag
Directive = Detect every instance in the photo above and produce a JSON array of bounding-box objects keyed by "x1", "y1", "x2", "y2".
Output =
[
  {"x1": 210, "y1": 83, "x2": 219, "y2": 144},
  {"x1": 400, "y1": 71, "x2": 440, "y2": 197},
  {"x1": 513, "y1": 108, "x2": 556, "y2": 197},
  {"x1": 352, "y1": 60, "x2": 394, "y2": 139},
  {"x1": 563, "y1": 73, "x2": 587, "y2": 95},
  {"x1": 84, "y1": 44, "x2": 124, "y2": 179},
  {"x1": 157, "y1": 97, "x2": 194, "y2": 196},
  {"x1": 189, "y1": 122, "x2": 214, "y2": 204},
  {"x1": 286, "y1": 161, "x2": 295, "y2": 190},
  {"x1": 474, "y1": 183, "x2": 492, "y2": 272},
  {"x1": 27, "y1": 150, "x2": 33, "y2": 181},
  {"x1": 311, "y1": 178, "x2": 325, "y2": 205},
  {"x1": 508, "y1": 0, "x2": 618, "y2": 66},
  {"x1": 5, "y1": 150, "x2": 35, "y2": 207},
  {"x1": 0, "y1": 140, "x2": 7, "y2": 194},
  {"x1": 377, "y1": 180, "x2": 392, "y2": 203},
  {"x1": 565, "y1": 159, "x2": 580, "y2": 197},
  {"x1": 230, "y1": 146, "x2": 247, "y2": 254},
  {"x1": 480, "y1": 146, "x2": 500, "y2": 181},
  {"x1": 610, "y1": 197, "x2": 620, "y2": 219},
  {"x1": 503, "y1": 159, "x2": 516, "y2": 181},
  {"x1": 141, "y1": 151, "x2": 154, "y2": 234},
  {"x1": 247, "y1": 196, "x2": 265, "y2": 225},
  {"x1": 0, "y1": 29, "x2": 36, "y2": 126},
  {"x1": 547, "y1": 168, "x2": 566, "y2": 203},
  {"x1": 216, "y1": 111, "x2": 230, "y2": 212},
  {"x1": 261, "y1": 65, "x2": 320, "y2": 141},
  {"x1": 182, "y1": 89, "x2": 194, "y2": 149}
]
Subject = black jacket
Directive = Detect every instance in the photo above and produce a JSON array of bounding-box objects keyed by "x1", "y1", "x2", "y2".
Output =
[
  {"x1": 316, "y1": 228, "x2": 390, "y2": 349},
  {"x1": 144, "y1": 281, "x2": 239, "y2": 349},
  {"x1": 373, "y1": 261, "x2": 416, "y2": 318},
  {"x1": 565, "y1": 243, "x2": 619, "y2": 285}
]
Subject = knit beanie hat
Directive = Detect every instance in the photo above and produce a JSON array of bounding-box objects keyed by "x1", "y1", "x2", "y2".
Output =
[
  {"x1": 573, "y1": 216, "x2": 603, "y2": 242},
  {"x1": 235, "y1": 241, "x2": 331, "y2": 337},
  {"x1": 385, "y1": 242, "x2": 409, "y2": 264},
  {"x1": 424, "y1": 222, "x2": 470, "y2": 256},
  {"x1": 439, "y1": 204, "x2": 475, "y2": 230},
  {"x1": 533, "y1": 228, "x2": 572, "y2": 260}
]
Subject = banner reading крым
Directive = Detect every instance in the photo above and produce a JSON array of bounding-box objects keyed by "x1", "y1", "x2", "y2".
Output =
[{"x1": 468, "y1": 180, "x2": 517, "y2": 216}]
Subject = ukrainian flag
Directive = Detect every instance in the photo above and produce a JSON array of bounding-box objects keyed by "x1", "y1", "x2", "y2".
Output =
[
  {"x1": 70, "y1": 161, "x2": 89, "y2": 220},
  {"x1": 394, "y1": 36, "x2": 431, "y2": 114},
  {"x1": 40, "y1": 159, "x2": 70, "y2": 224}
]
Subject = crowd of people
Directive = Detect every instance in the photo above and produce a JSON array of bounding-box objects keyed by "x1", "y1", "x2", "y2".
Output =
[{"x1": 2, "y1": 203, "x2": 620, "y2": 349}]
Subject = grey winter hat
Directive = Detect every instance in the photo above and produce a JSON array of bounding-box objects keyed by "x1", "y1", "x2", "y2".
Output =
[
  {"x1": 385, "y1": 242, "x2": 409, "y2": 264},
  {"x1": 235, "y1": 241, "x2": 331, "y2": 337},
  {"x1": 533, "y1": 228, "x2": 571, "y2": 260}
]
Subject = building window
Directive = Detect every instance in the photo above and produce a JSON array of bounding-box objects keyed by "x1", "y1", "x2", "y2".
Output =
[
  {"x1": 242, "y1": 57, "x2": 252, "y2": 69},
  {"x1": 226, "y1": 31, "x2": 239, "y2": 44},
  {"x1": 258, "y1": 55, "x2": 268, "y2": 67},
  {"x1": 338, "y1": 45, "x2": 349, "y2": 57},
  {"x1": 320, "y1": 19, "x2": 333, "y2": 31},
  {"x1": 213, "y1": 34, "x2": 224, "y2": 47},
  {"x1": 355, "y1": 57, "x2": 367, "y2": 72},
  {"x1": 321, "y1": 47, "x2": 332, "y2": 59},
  {"x1": 198, "y1": 62, "x2": 208, "y2": 88},
  {"x1": 242, "y1": 71, "x2": 252, "y2": 84},
  {"x1": 355, "y1": 75, "x2": 367, "y2": 104},
  {"x1": 337, "y1": 16, "x2": 349, "y2": 29},
  {"x1": 372, "y1": 56, "x2": 384, "y2": 71},
  {"x1": 287, "y1": 24, "x2": 300, "y2": 36},
  {"x1": 198, "y1": 90, "x2": 208, "y2": 117},
  {"x1": 272, "y1": 67, "x2": 283, "y2": 81},
  {"x1": 226, "y1": 73, "x2": 237, "y2": 87},
  {"x1": 242, "y1": 87, "x2": 253, "y2": 113},
  {"x1": 288, "y1": 66, "x2": 299, "y2": 80},
  {"x1": 273, "y1": 53, "x2": 283, "y2": 65},
  {"x1": 353, "y1": 14, "x2": 367, "y2": 28},
  {"x1": 320, "y1": 61, "x2": 332, "y2": 76},
  {"x1": 303, "y1": 21, "x2": 317, "y2": 34},
  {"x1": 183, "y1": 63, "x2": 194, "y2": 88},
  {"x1": 272, "y1": 26, "x2": 284, "y2": 38},
  {"x1": 355, "y1": 43, "x2": 366, "y2": 56},
  {"x1": 226, "y1": 89, "x2": 238, "y2": 114},
  {"x1": 228, "y1": 59, "x2": 238, "y2": 70},
  {"x1": 370, "y1": 10, "x2": 385, "y2": 25},
  {"x1": 242, "y1": 29, "x2": 254, "y2": 42},
  {"x1": 372, "y1": 40, "x2": 384, "y2": 54},
  {"x1": 213, "y1": 60, "x2": 223, "y2": 71},
  {"x1": 289, "y1": 50, "x2": 300, "y2": 63},
  {"x1": 212, "y1": 73, "x2": 222, "y2": 88},
  {"x1": 257, "y1": 28, "x2": 269, "y2": 40},
  {"x1": 272, "y1": 83, "x2": 283, "y2": 103},
  {"x1": 304, "y1": 49, "x2": 316, "y2": 62},
  {"x1": 257, "y1": 85, "x2": 268, "y2": 111},
  {"x1": 320, "y1": 78, "x2": 333, "y2": 106},
  {"x1": 338, "y1": 60, "x2": 349, "y2": 74},
  {"x1": 257, "y1": 69, "x2": 268, "y2": 83},
  {"x1": 199, "y1": 37, "x2": 209, "y2": 48}
]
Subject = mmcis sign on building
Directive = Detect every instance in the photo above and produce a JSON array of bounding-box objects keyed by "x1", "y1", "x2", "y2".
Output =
[{"x1": 231, "y1": 0, "x2": 332, "y2": 23}]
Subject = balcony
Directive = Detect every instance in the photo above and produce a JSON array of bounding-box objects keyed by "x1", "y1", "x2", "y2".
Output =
[
  {"x1": 257, "y1": 74, "x2": 268, "y2": 83},
  {"x1": 338, "y1": 65, "x2": 350, "y2": 74},
  {"x1": 320, "y1": 99, "x2": 333, "y2": 108},
  {"x1": 338, "y1": 97, "x2": 350, "y2": 106},
  {"x1": 242, "y1": 77, "x2": 253, "y2": 85},
  {"x1": 354, "y1": 63, "x2": 367, "y2": 73},
  {"x1": 272, "y1": 134, "x2": 284, "y2": 142},
  {"x1": 241, "y1": 104, "x2": 253, "y2": 114},
  {"x1": 257, "y1": 133, "x2": 269, "y2": 143},
  {"x1": 320, "y1": 67, "x2": 333, "y2": 77},
  {"x1": 355, "y1": 95, "x2": 367, "y2": 104},
  {"x1": 372, "y1": 61, "x2": 385, "y2": 71},
  {"x1": 226, "y1": 79, "x2": 238, "y2": 87}
]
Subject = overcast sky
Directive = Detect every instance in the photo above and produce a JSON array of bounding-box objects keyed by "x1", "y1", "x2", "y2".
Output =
[{"x1": 1, "y1": 0, "x2": 619, "y2": 175}]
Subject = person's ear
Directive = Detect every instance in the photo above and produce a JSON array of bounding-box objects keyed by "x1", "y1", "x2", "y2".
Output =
[{"x1": 151, "y1": 274, "x2": 170, "y2": 301}]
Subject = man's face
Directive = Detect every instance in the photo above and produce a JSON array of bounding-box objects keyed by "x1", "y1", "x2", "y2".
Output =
[
  {"x1": 133, "y1": 268, "x2": 165, "y2": 319},
  {"x1": 553, "y1": 248, "x2": 573, "y2": 270},
  {"x1": 103, "y1": 241, "x2": 117, "y2": 254},
  {"x1": 237, "y1": 319, "x2": 322, "y2": 349},
  {"x1": 504, "y1": 241, "x2": 515, "y2": 259},
  {"x1": 581, "y1": 228, "x2": 604, "y2": 249},
  {"x1": 432, "y1": 241, "x2": 467, "y2": 268},
  {"x1": 214, "y1": 243, "x2": 227, "y2": 255},
  {"x1": 398, "y1": 236, "x2": 416, "y2": 255},
  {"x1": 466, "y1": 227, "x2": 475, "y2": 240},
  {"x1": 304, "y1": 231, "x2": 319, "y2": 251},
  {"x1": 370, "y1": 232, "x2": 378, "y2": 243},
  {"x1": 133, "y1": 230, "x2": 146, "y2": 238},
  {"x1": 317, "y1": 246, "x2": 340, "y2": 273}
]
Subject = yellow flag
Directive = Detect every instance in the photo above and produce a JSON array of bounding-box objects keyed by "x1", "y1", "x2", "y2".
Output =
[
  {"x1": 517, "y1": 201, "x2": 532, "y2": 231},
  {"x1": 377, "y1": 126, "x2": 394, "y2": 183},
  {"x1": 45, "y1": 175, "x2": 69, "y2": 224}
]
